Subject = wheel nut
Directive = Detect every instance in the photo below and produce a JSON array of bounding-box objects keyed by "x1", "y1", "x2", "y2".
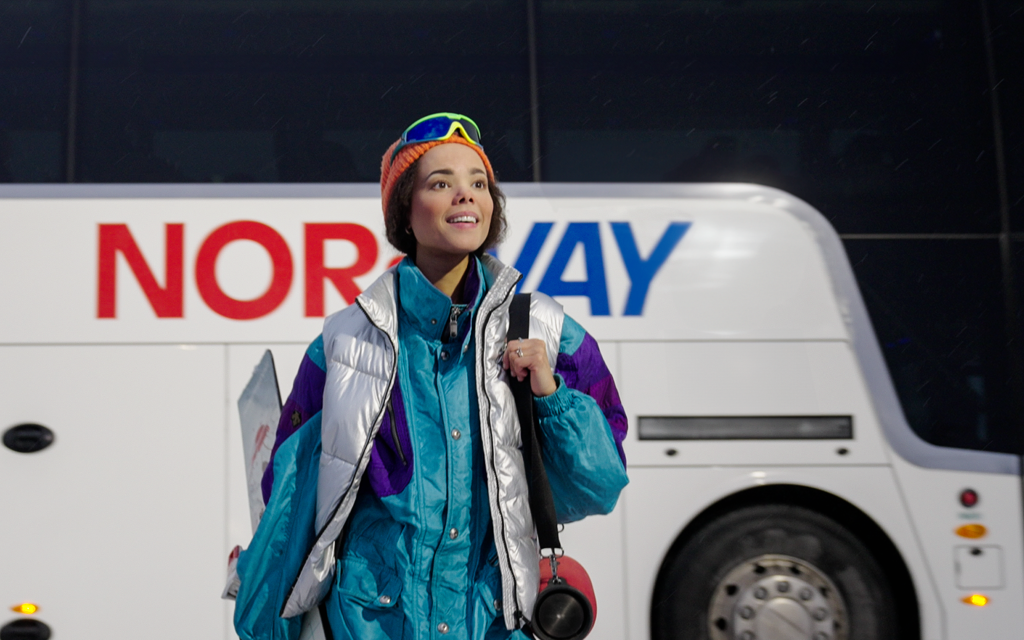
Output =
[
  {"x1": 799, "y1": 588, "x2": 812, "y2": 601},
  {"x1": 813, "y1": 608, "x2": 828, "y2": 621},
  {"x1": 741, "y1": 632, "x2": 756, "y2": 640},
  {"x1": 754, "y1": 587, "x2": 768, "y2": 599},
  {"x1": 776, "y1": 580, "x2": 790, "y2": 593},
  {"x1": 740, "y1": 606, "x2": 755, "y2": 620}
]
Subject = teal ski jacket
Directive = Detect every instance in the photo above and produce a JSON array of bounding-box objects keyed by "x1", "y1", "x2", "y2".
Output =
[{"x1": 234, "y1": 256, "x2": 628, "y2": 640}]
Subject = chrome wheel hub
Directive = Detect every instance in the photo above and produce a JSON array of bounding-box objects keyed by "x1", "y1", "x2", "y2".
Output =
[{"x1": 708, "y1": 554, "x2": 847, "y2": 640}]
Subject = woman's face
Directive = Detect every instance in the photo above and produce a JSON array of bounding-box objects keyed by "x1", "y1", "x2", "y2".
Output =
[{"x1": 409, "y1": 143, "x2": 493, "y2": 263}]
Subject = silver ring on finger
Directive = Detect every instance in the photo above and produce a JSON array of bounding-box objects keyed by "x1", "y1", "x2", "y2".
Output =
[{"x1": 516, "y1": 338, "x2": 524, "y2": 358}]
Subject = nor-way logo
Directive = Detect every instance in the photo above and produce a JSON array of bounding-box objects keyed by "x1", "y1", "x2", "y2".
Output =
[{"x1": 96, "y1": 220, "x2": 690, "y2": 320}]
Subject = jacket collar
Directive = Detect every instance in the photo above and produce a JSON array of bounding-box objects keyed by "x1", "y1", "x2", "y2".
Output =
[
  {"x1": 355, "y1": 253, "x2": 520, "y2": 344},
  {"x1": 394, "y1": 256, "x2": 484, "y2": 341}
]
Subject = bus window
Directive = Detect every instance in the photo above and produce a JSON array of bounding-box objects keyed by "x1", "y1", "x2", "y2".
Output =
[
  {"x1": 845, "y1": 239, "x2": 1019, "y2": 454},
  {"x1": 0, "y1": 0, "x2": 70, "y2": 182},
  {"x1": 536, "y1": 0, "x2": 1000, "y2": 235},
  {"x1": 76, "y1": 0, "x2": 532, "y2": 183},
  {"x1": 991, "y1": 1, "x2": 1024, "y2": 231}
]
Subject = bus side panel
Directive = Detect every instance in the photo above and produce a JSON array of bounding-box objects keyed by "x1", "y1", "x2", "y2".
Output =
[
  {"x1": 0, "y1": 345, "x2": 227, "y2": 640},
  {"x1": 624, "y1": 467, "x2": 944, "y2": 640},
  {"x1": 0, "y1": 194, "x2": 849, "y2": 346},
  {"x1": 619, "y1": 341, "x2": 891, "y2": 467}
]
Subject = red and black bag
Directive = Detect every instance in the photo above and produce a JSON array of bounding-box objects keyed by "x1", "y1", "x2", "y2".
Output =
[{"x1": 507, "y1": 294, "x2": 597, "y2": 640}]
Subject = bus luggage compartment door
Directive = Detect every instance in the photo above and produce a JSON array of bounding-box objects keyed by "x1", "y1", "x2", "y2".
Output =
[{"x1": 0, "y1": 345, "x2": 225, "y2": 640}]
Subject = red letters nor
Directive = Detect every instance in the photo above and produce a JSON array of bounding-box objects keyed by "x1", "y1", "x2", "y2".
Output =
[
  {"x1": 97, "y1": 223, "x2": 184, "y2": 318},
  {"x1": 304, "y1": 223, "x2": 378, "y2": 317},
  {"x1": 195, "y1": 221, "x2": 294, "y2": 320}
]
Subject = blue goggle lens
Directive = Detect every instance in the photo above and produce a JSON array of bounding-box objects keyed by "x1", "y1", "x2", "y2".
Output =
[{"x1": 404, "y1": 116, "x2": 481, "y2": 145}]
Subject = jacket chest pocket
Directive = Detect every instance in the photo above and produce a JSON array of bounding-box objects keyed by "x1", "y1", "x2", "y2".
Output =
[{"x1": 341, "y1": 514, "x2": 407, "y2": 573}]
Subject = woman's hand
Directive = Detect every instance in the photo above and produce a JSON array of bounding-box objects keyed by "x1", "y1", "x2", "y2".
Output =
[{"x1": 502, "y1": 338, "x2": 558, "y2": 397}]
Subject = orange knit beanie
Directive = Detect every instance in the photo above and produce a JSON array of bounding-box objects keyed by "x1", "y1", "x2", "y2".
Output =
[{"x1": 380, "y1": 134, "x2": 495, "y2": 218}]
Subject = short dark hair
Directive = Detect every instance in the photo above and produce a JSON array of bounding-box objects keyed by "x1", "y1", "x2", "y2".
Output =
[{"x1": 384, "y1": 157, "x2": 507, "y2": 259}]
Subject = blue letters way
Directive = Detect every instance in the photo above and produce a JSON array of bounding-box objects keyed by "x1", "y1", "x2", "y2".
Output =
[{"x1": 513, "y1": 221, "x2": 690, "y2": 316}]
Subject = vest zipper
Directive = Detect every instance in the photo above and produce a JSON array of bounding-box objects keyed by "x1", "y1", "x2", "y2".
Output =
[
  {"x1": 473, "y1": 272, "x2": 525, "y2": 626},
  {"x1": 387, "y1": 397, "x2": 406, "y2": 466}
]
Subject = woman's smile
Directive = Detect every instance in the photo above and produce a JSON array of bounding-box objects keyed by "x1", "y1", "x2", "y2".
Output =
[{"x1": 446, "y1": 212, "x2": 479, "y2": 226}]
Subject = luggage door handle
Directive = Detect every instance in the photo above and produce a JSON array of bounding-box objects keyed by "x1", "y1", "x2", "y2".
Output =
[{"x1": 3, "y1": 424, "x2": 55, "y2": 453}]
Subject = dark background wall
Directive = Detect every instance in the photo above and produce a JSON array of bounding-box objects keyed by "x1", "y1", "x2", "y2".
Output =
[{"x1": 2, "y1": 0, "x2": 1022, "y2": 455}]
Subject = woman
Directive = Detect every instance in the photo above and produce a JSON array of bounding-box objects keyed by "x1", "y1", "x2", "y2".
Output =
[{"x1": 234, "y1": 113, "x2": 628, "y2": 640}]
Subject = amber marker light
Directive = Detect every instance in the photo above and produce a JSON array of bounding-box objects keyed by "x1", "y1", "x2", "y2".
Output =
[
  {"x1": 962, "y1": 594, "x2": 989, "y2": 606},
  {"x1": 956, "y1": 523, "x2": 987, "y2": 539},
  {"x1": 11, "y1": 603, "x2": 39, "y2": 614}
]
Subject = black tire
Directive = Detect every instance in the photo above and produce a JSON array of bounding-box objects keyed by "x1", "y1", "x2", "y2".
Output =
[{"x1": 651, "y1": 503, "x2": 900, "y2": 640}]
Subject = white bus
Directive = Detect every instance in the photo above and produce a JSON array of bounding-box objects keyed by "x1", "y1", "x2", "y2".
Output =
[{"x1": 1, "y1": 183, "x2": 1021, "y2": 640}]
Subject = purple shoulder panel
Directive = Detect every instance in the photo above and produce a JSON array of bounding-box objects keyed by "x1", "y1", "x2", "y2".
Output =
[
  {"x1": 260, "y1": 352, "x2": 327, "y2": 503},
  {"x1": 555, "y1": 333, "x2": 629, "y2": 466},
  {"x1": 366, "y1": 380, "x2": 414, "y2": 497}
]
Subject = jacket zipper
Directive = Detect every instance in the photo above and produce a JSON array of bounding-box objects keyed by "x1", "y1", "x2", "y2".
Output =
[
  {"x1": 448, "y1": 304, "x2": 462, "y2": 342},
  {"x1": 387, "y1": 397, "x2": 406, "y2": 466}
]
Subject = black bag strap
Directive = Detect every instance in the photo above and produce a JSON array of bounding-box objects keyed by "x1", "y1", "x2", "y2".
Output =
[{"x1": 507, "y1": 293, "x2": 561, "y2": 552}]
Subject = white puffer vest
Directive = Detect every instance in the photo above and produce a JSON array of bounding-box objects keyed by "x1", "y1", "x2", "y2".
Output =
[{"x1": 280, "y1": 255, "x2": 564, "y2": 631}]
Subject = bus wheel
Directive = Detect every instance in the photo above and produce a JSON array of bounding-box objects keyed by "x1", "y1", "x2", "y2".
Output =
[{"x1": 651, "y1": 504, "x2": 899, "y2": 640}]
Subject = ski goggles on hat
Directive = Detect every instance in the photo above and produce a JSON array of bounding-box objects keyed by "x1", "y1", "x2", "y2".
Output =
[{"x1": 390, "y1": 112, "x2": 483, "y2": 165}]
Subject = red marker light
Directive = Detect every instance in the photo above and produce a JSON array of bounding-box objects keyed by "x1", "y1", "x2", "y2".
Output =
[{"x1": 960, "y1": 489, "x2": 979, "y2": 508}]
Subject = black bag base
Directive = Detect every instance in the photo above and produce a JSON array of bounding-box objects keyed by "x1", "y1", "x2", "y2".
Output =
[{"x1": 529, "y1": 580, "x2": 595, "y2": 640}]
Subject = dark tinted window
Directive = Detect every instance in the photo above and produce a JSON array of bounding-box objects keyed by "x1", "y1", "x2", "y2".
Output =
[
  {"x1": 77, "y1": 0, "x2": 530, "y2": 183},
  {"x1": 538, "y1": 0, "x2": 1000, "y2": 234},
  {"x1": 992, "y1": 0, "x2": 1024, "y2": 229},
  {"x1": 1013, "y1": 243, "x2": 1024, "y2": 389},
  {"x1": 0, "y1": 0, "x2": 70, "y2": 182},
  {"x1": 846, "y1": 239, "x2": 1018, "y2": 454}
]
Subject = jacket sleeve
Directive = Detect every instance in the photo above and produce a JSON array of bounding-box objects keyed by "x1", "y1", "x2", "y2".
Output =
[
  {"x1": 261, "y1": 336, "x2": 327, "y2": 503},
  {"x1": 235, "y1": 337, "x2": 327, "y2": 640},
  {"x1": 533, "y1": 314, "x2": 629, "y2": 523},
  {"x1": 234, "y1": 412, "x2": 322, "y2": 640}
]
